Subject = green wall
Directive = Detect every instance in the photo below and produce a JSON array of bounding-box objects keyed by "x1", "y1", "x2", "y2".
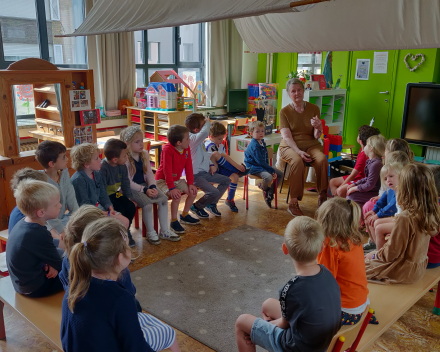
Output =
[{"x1": 259, "y1": 49, "x2": 440, "y2": 157}]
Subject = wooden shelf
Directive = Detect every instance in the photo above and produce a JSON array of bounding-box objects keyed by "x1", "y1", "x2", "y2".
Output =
[
  {"x1": 35, "y1": 106, "x2": 59, "y2": 114},
  {"x1": 35, "y1": 118, "x2": 62, "y2": 127},
  {"x1": 28, "y1": 130, "x2": 64, "y2": 143},
  {"x1": 34, "y1": 86, "x2": 56, "y2": 94}
]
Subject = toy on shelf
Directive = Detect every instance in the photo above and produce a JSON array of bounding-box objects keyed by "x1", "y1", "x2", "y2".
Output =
[
  {"x1": 145, "y1": 83, "x2": 159, "y2": 109},
  {"x1": 157, "y1": 83, "x2": 177, "y2": 111},
  {"x1": 118, "y1": 99, "x2": 132, "y2": 115},
  {"x1": 80, "y1": 82, "x2": 85, "y2": 89},
  {"x1": 259, "y1": 83, "x2": 278, "y2": 99},
  {"x1": 248, "y1": 84, "x2": 259, "y2": 99},
  {"x1": 193, "y1": 81, "x2": 206, "y2": 106},
  {"x1": 177, "y1": 89, "x2": 184, "y2": 111},
  {"x1": 321, "y1": 119, "x2": 342, "y2": 162}
]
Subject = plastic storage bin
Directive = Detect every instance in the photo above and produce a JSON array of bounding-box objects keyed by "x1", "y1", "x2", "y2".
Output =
[{"x1": 322, "y1": 96, "x2": 332, "y2": 105}]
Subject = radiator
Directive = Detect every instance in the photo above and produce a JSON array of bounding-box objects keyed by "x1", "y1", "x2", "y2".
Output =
[{"x1": 426, "y1": 147, "x2": 440, "y2": 161}]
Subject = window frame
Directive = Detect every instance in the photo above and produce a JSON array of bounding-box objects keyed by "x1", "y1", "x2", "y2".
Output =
[
  {"x1": 136, "y1": 24, "x2": 205, "y2": 87},
  {"x1": 297, "y1": 53, "x2": 322, "y2": 75}
]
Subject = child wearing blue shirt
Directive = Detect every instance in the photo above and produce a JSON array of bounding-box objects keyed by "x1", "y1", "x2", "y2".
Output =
[
  {"x1": 365, "y1": 162, "x2": 405, "y2": 251},
  {"x1": 244, "y1": 121, "x2": 283, "y2": 208}
]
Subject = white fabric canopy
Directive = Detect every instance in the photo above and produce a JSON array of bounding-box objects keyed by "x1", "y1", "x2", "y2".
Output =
[
  {"x1": 235, "y1": 0, "x2": 440, "y2": 53},
  {"x1": 62, "y1": 0, "x2": 315, "y2": 37}
]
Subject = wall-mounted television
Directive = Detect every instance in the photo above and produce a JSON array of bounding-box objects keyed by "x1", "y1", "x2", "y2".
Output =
[{"x1": 401, "y1": 83, "x2": 440, "y2": 148}]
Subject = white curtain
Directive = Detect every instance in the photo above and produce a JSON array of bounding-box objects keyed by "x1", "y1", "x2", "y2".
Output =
[
  {"x1": 206, "y1": 20, "x2": 243, "y2": 107},
  {"x1": 85, "y1": 0, "x2": 135, "y2": 111}
]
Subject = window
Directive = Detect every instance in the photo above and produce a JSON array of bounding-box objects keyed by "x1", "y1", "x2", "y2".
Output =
[
  {"x1": 0, "y1": 0, "x2": 87, "y2": 70},
  {"x1": 135, "y1": 23, "x2": 205, "y2": 92},
  {"x1": 297, "y1": 53, "x2": 322, "y2": 74}
]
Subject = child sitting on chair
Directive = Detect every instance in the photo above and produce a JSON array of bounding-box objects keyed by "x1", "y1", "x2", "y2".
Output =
[
  {"x1": 365, "y1": 164, "x2": 440, "y2": 284},
  {"x1": 427, "y1": 166, "x2": 440, "y2": 269},
  {"x1": 235, "y1": 216, "x2": 341, "y2": 352},
  {"x1": 205, "y1": 121, "x2": 249, "y2": 212},
  {"x1": 7, "y1": 180, "x2": 63, "y2": 297},
  {"x1": 244, "y1": 120, "x2": 283, "y2": 208}
]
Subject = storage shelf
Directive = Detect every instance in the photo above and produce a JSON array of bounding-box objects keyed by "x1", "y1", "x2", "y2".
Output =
[
  {"x1": 35, "y1": 106, "x2": 59, "y2": 114},
  {"x1": 34, "y1": 86, "x2": 56, "y2": 94},
  {"x1": 35, "y1": 118, "x2": 62, "y2": 127}
]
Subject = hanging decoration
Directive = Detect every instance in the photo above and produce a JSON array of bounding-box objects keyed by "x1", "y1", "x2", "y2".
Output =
[{"x1": 404, "y1": 53, "x2": 425, "y2": 72}]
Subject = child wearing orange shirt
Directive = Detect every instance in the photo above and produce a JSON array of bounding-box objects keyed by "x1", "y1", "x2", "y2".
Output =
[{"x1": 316, "y1": 197, "x2": 376, "y2": 325}]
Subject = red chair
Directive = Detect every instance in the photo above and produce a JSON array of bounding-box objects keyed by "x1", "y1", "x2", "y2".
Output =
[
  {"x1": 243, "y1": 147, "x2": 277, "y2": 210},
  {"x1": 134, "y1": 208, "x2": 147, "y2": 238}
]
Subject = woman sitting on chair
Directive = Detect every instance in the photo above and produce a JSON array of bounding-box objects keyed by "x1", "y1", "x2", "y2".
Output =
[{"x1": 279, "y1": 78, "x2": 328, "y2": 217}]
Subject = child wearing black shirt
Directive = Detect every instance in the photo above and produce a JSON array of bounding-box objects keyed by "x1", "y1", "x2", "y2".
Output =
[
  {"x1": 235, "y1": 216, "x2": 341, "y2": 352},
  {"x1": 6, "y1": 180, "x2": 63, "y2": 297}
]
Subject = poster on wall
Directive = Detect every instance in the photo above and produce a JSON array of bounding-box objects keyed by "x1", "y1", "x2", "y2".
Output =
[
  {"x1": 73, "y1": 125, "x2": 93, "y2": 145},
  {"x1": 373, "y1": 52, "x2": 388, "y2": 74},
  {"x1": 70, "y1": 89, "x2": 91, "y2": 111},
  {"x1": 355, "y1": 59, "x2": 370, "y2": 80},
  {"x1": 80, "y1": 109, "x2": 101, "y2": 126}
]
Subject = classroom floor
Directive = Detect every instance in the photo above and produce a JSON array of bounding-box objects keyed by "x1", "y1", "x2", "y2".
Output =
[{"x1": 1, "y1": 181, "x2": 440, "y2": 352}]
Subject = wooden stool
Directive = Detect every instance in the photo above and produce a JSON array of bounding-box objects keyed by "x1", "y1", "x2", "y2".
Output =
[{"x1": 342, "y1": 144, "x2": 355, "y2": 160}]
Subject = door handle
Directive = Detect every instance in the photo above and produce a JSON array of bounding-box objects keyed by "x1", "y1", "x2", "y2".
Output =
[{"x1": 379, "y1": 91, "x2": 389, "y2": 94}]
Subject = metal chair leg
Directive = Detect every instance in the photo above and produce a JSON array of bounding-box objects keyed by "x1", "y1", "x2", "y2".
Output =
[
  {"x1": 280, "y1": 162, "x2": 288, "y2": 194},
  {"x1": 286, "y1": 185, "x2": 290, "y2": 204},
  {"x1": 274, "y1": 178, "x2": 278, "y2": 209}
]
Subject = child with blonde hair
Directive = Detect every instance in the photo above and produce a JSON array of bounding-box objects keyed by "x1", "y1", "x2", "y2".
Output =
[
  {"x1": 365, "y1": 164, "x2": 440, "y2": 284},
  {"x1": 121, "y1": 126, "x2": 180, "y2": 244},
  {"x1": 244, "y1": 120, "x2": 283, "y2": 208},
  {"x1": 316, "y1": 198, "x2": 375, "y2": 325},
  {"x1": 70, "y1": 143, "x2": 129, "y2": 228},
  {"x1": 347, "y1": 135, "x2": 386, "y2": 209},
  {"x1": 362, "y1": 151, "x2": 411, "y2": 253},
  {"x1": 6, "y1": 180, "x2": 63, "y2": 297},
  {"x1": 428, "y1": 166, "x2": 440, "y2": 269},
  {"x1": 385, "y1": 138, "x2": 415, "y2": 162},
  {"x1": 61, "y1": 217, "x2": 180, "y2": 352},
  {"x1": 235, "y1": 216, "x2": 341, "y2": 352}
]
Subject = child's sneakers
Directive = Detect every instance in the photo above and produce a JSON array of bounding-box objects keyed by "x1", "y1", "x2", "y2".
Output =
[
  {"x1": 190, "y1": 204, "x2": 209, "y2": 218},
  {"x1": 238, "y1": 166, "x2": 251, "y2": 177},
  {"x1": 363, "y1": 240, "x2": 377, "y2": 253},
  {"x1": 127, "y1": 231, "x2": 136, "y2": 247},
  {"x1": 170, "y1": 220, "x2": 186, "y2": 233},
  {"x1": 225, "y1": 199, "x2": 238, "y2": 212},
  {"x1": 146, "y1": 231, "x2": 161, "y2": 245},
  {"x1": 179, "y1": 214, "x2": 200, "y2": 225},
  {"x1": 206, "y1": 204, "x2": 221, "y2": 217},
  {"x1": 159, "y1": 229, "x2": 181, "y2": 242}
]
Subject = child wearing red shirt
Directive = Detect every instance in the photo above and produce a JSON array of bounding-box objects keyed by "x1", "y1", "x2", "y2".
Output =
[
  {"x1": 155, "y1": 125, "x2": 199, "y2": 234},
  {"x1": 329, "y1": 125, "x2": 380, "y2": 198},
  {"x1": 317, "y1": 197, "x2": 376, "y2": 325}
]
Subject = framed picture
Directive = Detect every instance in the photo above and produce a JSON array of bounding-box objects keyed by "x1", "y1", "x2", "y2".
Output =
[
  {"x1": 80, "y1": 109, "x2": 101, "y2": 126},
  {"x1": 70, "y1": 89, "x2": 91, "y2": 111},
  {"x1": 355, "y1": 59, "x2": 370, "y2": 80},
  {"x1": 311, "y1": 74, "x2": 327, "y2": 90}
]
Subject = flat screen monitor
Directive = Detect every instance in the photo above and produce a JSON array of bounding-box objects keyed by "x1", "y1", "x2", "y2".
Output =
[
  {"x1": 227, "y1": 89, "x2": 248, "y2": 114},
  {"x1": 401, "y1": 83, "x2": 440, "y2": 148}
]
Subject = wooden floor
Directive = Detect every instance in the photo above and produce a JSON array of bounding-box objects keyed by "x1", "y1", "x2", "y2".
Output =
[{"x1": 1, "y1": 181, "x2": 440, "y2": 352}]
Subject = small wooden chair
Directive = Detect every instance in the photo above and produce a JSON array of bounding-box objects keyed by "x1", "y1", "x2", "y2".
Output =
[
  {"x1": 219, "y1": 120, "x2": 230, "y2": 154},
  {"x1": 96, "y1": 130, "x2": 115, "y2": 138},
  {"x1": 0, "y1": 230, "x2": 8, "y2": 253},
  {"x1": 232, "y1": 118, "x2": 249, "y2": 136},
  {"x1": 279, "y1": 159, "x2": 311, "y2": 204},
  {"x1": 342, "y1": 144, "x2": 355, "y2": 160},
  {"x1": 243, "y1": 147, "x2": 277, "y2": 209}
]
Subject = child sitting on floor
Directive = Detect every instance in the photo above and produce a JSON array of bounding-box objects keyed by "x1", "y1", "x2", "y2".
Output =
[
  {"x1": 70, "y1": 143, "x2": 129, "y2": 228},
  {"x1": 121, "y1": 125, "x2": 180, "y2": 243},
  {"x1": 362, "y1": 151, "x2": 410, "y2": 253},
  {"x1": 155, "y1": 125, "x2": 199, "y2": 234},
  {"x1": 61, "y1": 217, "x2": 180, "y2": 352},
  {"x1": 205, "y1": 121, "x2": 249, "y2": 212},
  {"x1": 35, "y1": 140, "x2": 79, "y2": 239},
  {"x1": 365, "y1": 164, "x2": 440, "y2": 284},
  {"x1": 60, "y1": 205, "x2": 137, "y2": 308},
  {"x1": 427, "y1": 166, "x2": 440, "y2": 269},
  {"x1": 346, "y1": 135, "x2": 386, "y2": 209},
  {"x1": 185, "y1": 113, "x2": 231, "y2": 218},
  {"x1": 6, "y1": 180, "x2": 63, "y2": 297},
  {"x1": 235, "y1": 216, "x2": 341, "y2": 352},
  {"x1": 8, "y1": 167, "x2": 48, "y2": 233},
  {"x1": 316, "y1": 197, "x2": 376, "y2": 325},
  {"x1": 100, "y1": 139, "x2": 137, "y2": 247},
  {"x1": 244, "y1": 121, "x2": 283, "y2": 208},
  {"x1": 329, "y1": 125, "x2": 380, "y2": 198}
]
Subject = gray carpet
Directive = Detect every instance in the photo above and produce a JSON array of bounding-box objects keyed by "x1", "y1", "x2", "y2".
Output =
[{"x1": 131, "y1": 225, "x2": 296, "y2": 352}]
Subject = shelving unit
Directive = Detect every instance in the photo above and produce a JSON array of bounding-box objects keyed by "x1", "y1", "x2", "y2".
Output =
[
  {"x1": 281, "y1": 89, "x2": 347, "y2": 135},
  {"x1": 127, "y1": 106, "x2": 192, "y2": 166}
]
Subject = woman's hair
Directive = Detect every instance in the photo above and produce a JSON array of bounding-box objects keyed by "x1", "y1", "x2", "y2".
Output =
[
  {"x1": 286, "y1": 78, "x2": 305, "y2": 92},
  {"x1": 70, "y1": 143, "x2": 99, "y2": 170},
  {"x1": 68, "y1": 217, "x2": 130, "y2": 313},
  {"x1": 10, "y1": 167, "x2": 47, "y2": 191},
  {"x1": 358, "y1": 125, "x2": 380, "y2": 147},
  {"x1": 385, "y1": 138, "x2": 414, "y2": 161},
  {"x1": 397, "y1": 163, "x2": 440, "y2": 233},
  {"x1": 15, "y1": 179, "x2": 59, "y2": 217},
  {"x1": 247, "y1": 120, "x2": 265, "y2": 135},
  {"x1": 284, "y1": 216, "x2": 324, "y2": 262},
  {"x1": 366, "y1": 134, "x2": 386, "y2": 159},
  {"x1": 384, "y1": 151, "x2": 410, "y2": 165},
  {"x1": 64, "y1": 205, "x2": 105, "y2": 255},
  {"x1": 120, "y1": 126, "x2": 149, "y2": 175},
  {"x1": 315, "y1": 197, "x2": 363, "y2": 252}
]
